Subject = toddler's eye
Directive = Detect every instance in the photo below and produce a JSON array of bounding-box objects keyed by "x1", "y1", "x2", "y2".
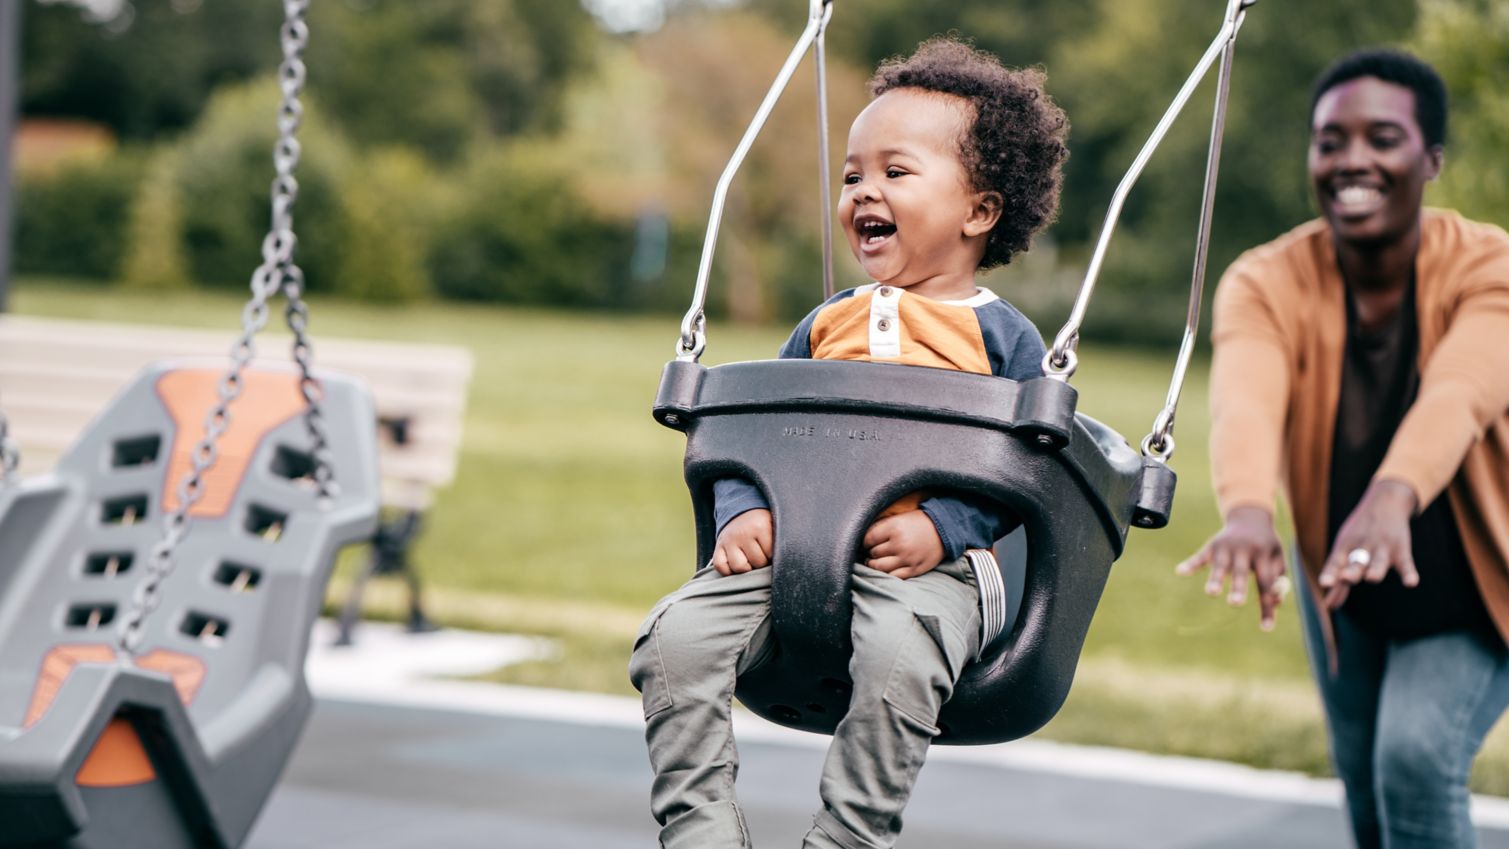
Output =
[
  {"x1": 886, "y1": 168, "x2": 906, "y2": 178},
  {"x1": 843, "y1": 173, "x2": 861, "y2": 185}
]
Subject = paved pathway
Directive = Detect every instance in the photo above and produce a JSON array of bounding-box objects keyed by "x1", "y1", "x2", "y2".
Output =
[{"x1": 241, "y1": 623, "x2": 1509, "y2": 848}]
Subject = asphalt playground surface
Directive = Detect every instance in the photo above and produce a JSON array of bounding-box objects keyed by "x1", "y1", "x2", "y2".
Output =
[{"x1": 243, "y1": 623, "x2": 1509, "y2": 849}]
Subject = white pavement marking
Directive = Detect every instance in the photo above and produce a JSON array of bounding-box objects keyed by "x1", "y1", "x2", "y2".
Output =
[{"x1": 305, "y1": 621, "x2": 1509, "y2": 829}]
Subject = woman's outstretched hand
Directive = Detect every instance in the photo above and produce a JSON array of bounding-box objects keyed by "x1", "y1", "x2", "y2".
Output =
[
  {"x1": 1176, "y1": 505, "x2": 1288, "y2": 631},
  {"x1": 1317, "y1": 479, "x2": 1419, "y2": 610}
]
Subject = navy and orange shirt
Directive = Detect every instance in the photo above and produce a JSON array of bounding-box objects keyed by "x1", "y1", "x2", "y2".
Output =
[{"x1": 713, "y1": 283, "x2": 1046, "y2": 561}]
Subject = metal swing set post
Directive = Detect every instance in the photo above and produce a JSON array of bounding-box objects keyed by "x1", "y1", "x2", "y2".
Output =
[{"x1": 0, "y1": 0, "x2": 20, "y2": 314}]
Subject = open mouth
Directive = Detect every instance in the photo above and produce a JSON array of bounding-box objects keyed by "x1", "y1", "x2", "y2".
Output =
[
  {"x1": 1330, "y1": 184, "x2": 1385, "y2": 218},
  {"x1": 855, "y1": 216, "x2": 897, "y2": 247}
]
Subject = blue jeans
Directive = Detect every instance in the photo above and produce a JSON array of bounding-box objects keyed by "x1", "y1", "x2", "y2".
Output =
[{"x1": 1298, "y1": 575, "x2": 1509, "y2": 848}]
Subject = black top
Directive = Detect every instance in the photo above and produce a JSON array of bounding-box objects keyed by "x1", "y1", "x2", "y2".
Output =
[{"x1": 1327, "y1": 279, "x2": 1492, "y2": 640}]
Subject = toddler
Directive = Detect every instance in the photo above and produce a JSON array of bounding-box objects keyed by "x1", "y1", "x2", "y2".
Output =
[{"x1": 630, "y1": 37, "x2": 1069, "y2": 849}]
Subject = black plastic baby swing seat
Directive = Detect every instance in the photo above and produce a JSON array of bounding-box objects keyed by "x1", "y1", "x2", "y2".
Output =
[{"x1": 655, "y1": 358, "x2": 1176, "y2": 744}]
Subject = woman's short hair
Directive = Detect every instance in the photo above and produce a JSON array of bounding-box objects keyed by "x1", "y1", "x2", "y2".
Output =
[{"x1": 1310, "y1": 48, "x2": 1448, "y2": 148}]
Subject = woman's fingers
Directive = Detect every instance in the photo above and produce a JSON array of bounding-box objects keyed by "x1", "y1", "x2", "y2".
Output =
[
  {"x1": 1207, "y1": 545, "x2": 1233, "y2": 597},
  {"x1": 1397, "y1": 548, "x2": 1420, "y2": 587},
  {"x1": 1175, "y1": 541, "x2": 1212, "y2": 577},
  {"x1": 1228, "y1": 549, "x2": 1253, "y2": 605}
]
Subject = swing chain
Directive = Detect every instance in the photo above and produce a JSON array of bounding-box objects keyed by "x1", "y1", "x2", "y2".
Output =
[{"x1": 117, "y1": 0, "x2": 320, "y2": 656}]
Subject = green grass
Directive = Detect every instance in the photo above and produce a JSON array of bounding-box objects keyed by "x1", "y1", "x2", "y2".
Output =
[{"x1": 15, "y1": 277, "x2": 1509, "y2": 793}]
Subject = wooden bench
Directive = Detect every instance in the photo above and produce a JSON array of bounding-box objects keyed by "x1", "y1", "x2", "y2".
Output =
[{"x1": 0, "y1": 314, "x2": 473, "y2": 638}]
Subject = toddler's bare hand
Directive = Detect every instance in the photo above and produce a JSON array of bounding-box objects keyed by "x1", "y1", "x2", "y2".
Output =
[
  {"x1": 712, "y1": 509, "x2": 773, "y2": 575},
  {"x1": 863, "y1": 511, "x2": 944, "y2": 579}
]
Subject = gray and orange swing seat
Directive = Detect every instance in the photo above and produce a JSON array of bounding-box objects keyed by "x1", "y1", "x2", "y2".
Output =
[{"x1": 0, "y1": 362, "x2": 379, "y2": 849}]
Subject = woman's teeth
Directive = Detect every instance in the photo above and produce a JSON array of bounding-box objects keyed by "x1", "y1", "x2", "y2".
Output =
[{"x1": 1336, "y1": 186, "x2": 1382, "y2": 207}]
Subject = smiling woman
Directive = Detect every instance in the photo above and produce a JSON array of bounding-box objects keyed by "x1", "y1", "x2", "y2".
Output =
[{"x1": 1178, "y1": 48, "x2": 1509, "y2": 849}]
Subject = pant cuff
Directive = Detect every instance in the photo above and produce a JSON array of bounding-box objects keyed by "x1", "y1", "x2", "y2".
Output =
[
  {"x1": 661, "y1": 799, "x2": 749, "y2": 849},
  {"x1": 803, "y1": 810, "x2": 887, "y2": 849}
]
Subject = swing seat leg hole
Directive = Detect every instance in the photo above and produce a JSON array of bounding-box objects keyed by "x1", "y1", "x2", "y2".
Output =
[
  {"x1": 66, "y1": 603, "x2": 117, "y2": 631},
  {"x1": 110, "y1": 435, "x2": 162, "y2": 469},
  {"x1": 181, "y1": 612, "x2": 230, "y2": 647},
  {"x1": 84, "y1": 551, "x2": 135, "y2": 579},
  {"x1": 270, "y1": 445, "x2": 318, "y2": 489},
  {"x1": 245, "y1": 505, "x2": 288, "y2": 542},
  {"x1": 213, "y1": 562, "x2": 262, "y2": 593},
  {"x1": 101, "y1": 495, "x2": 149, "y2": 526}
]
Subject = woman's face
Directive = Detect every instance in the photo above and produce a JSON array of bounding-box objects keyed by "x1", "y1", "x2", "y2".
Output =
[{"x1": 1308, "y1": 76, "x2": 1442, "y2": 249}]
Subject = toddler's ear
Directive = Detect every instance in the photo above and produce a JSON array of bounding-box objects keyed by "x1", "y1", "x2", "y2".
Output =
[{"x1": 964, "y1": 191, "x2": 1004, "y2": 237}]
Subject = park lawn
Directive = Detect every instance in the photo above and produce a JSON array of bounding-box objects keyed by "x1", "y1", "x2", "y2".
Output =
[{"x1": 15, "y1": 278, "x2": 1509, "y2": 792}]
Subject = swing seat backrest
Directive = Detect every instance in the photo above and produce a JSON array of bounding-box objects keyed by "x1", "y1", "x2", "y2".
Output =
[
  {"x1": 0, "y1": 361, "x2": 379, "y2": 849},
  {"x1": 655, "y1": 359, "x2": 1174, "y2": 744}
]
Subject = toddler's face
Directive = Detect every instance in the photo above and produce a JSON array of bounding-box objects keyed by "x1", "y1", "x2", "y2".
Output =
[{"x1": 839, "y1": 89, "x2": 988, "y2": 300}]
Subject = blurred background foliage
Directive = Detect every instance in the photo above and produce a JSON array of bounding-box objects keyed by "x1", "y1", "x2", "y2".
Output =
[{"x1": 13, "y1": 0, "x2": 1509, "y2": 343}]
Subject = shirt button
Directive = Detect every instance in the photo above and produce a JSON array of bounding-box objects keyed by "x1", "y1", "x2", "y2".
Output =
[
  {"x1": 878, "y1": 286, "x2": 894, "y2": 297},
  {"x1": 876, "y1": 318, "x2": 892, "y2": 331}
]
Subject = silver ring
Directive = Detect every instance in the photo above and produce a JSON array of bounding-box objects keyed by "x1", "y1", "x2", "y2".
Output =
[
  {"x1": 1346, "y1": 548, "x2": 1372, "y2": 567},
  {"x1": 1271, "y1": 574, "x2": 1292, "y2": 599}
]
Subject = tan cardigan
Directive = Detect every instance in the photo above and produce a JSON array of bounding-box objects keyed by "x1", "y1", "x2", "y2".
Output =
[{"x1": 1210, "y1": 209, "x2": 1509, "y2": 642}]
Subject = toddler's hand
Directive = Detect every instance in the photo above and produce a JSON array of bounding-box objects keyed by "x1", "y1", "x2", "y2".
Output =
[
  {"x1": 713, "y1": 509, "x2": 773, "y2": 575},
  {"x1": 863, "y1": 511, "x2": 945, "y2": 579}
]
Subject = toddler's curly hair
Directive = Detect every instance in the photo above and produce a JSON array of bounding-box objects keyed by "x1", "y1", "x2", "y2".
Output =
[{"x1": 870, "y1": 38, "x2": 1069, "y2": 269}]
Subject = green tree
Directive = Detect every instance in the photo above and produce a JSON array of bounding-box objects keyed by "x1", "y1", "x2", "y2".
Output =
[
  {"x1": 1412, "y1": 0, "x2": 1509, "y2": 224},
  {"x1": 1042, "y1": 0, "x2": 1416, "y2": 343},
  {"x1": 23, "y1": 0, "x2": 600, "y2": 160},
  {"x1": 21, "y1": 0, "x2": 282, "y2": 139}
]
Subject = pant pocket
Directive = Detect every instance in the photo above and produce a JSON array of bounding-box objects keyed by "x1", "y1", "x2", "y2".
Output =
[
  {"x1": 629, "y1": 603, "x2": 675, "y2": 720},
  {"x1": 880, "y1": 611, "x2": 966, "y2": 732}
]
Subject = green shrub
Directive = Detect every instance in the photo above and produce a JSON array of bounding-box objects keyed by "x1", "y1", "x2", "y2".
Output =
[
  {"x1": 331, "y1": 148, "x2": 436, "y2": 303},
  {"x1": 120, "y1": 151, "x2": 192, "y2": 291},
  {"x1": 14, "y1": 151, "x2": 143, "y2": 281},
  {"x1": 168, "y1": 78, "x2": 350, "y2": 294},
  {"x1": 428, "y1": 147, "x2": 635, "y2": 308}
]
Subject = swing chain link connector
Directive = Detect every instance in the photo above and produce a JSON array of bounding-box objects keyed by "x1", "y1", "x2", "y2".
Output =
[
  {"x1": 1042, "y1": 339, "x2": 1078, "y2": 381},
  {"x1": 1140, "y1": 408, "x2": 1177, "y2": 462},
  {"x1": 677, "y1": 312, "x2": 707, "y2": 362}
]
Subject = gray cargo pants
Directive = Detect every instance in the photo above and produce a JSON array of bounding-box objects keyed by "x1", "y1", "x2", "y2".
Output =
[{"x1": 629, "y1": 559, "x2": 981, "y2": 849}]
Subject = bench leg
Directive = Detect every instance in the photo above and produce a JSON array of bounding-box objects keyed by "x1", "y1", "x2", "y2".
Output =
[{"x1": 333, "y1": 509, "x2": 437, "y2": 645}]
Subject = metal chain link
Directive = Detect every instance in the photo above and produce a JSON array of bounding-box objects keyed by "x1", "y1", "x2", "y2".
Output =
[{"x1": 117, "y1": 0, "x2": 324, "y2": 656}]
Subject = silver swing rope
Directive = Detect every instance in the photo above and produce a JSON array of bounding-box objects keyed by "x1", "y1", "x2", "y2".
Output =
[
  {"x1": 117, "y1": 0, "x2": 334, "y2": 656},
  {"x1": 1044, "y1": 0, "x2": 1259, "y2": 462},
  {"x1": 676, "y1": 0, "x2": 834, "y2": 362}
]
